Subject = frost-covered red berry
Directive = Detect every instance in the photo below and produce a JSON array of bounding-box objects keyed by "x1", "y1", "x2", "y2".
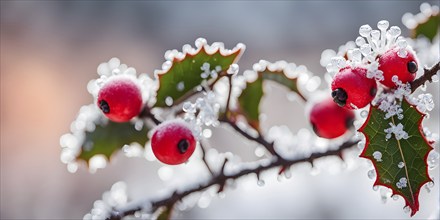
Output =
[
  {"x1": 378, "y1": 47, "x2": 418, "y2": 88},
  {"x1": 309, "y1": 97, "x2": 355, "y2": 139},
  {"x1": 331, "y1": 67, "x2": 377, "y2": 109},
  {"x1": 97, "y1": 77, "x2": 143, "y2": 122},
  {"x1": 151, "y1": 120, "x2": 196, "y2": 165}
]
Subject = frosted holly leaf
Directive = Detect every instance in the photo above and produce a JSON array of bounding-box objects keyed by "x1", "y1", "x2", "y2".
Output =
[
  {"x1": 78, "y1": 120, "x2": 149, "y2": 162},
  {"x1": 359, "y1": 99, "x2": 433, "y2": 216},
  {"x1": 237, "y1": 60, "x2": 307, "y2": 131},
  {"x1": 154, "y1": 38, "x2": 245, "y2": 107},
  {"x1": 237, "y1": 76, "x2": 263, "y2": 130},
  {"x1": 402, "y1": 2, "x2": 439, "y2": 42}
]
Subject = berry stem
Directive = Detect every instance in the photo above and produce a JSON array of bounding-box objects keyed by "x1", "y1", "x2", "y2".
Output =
[
  {"x1": 107, "y1": 138, "x2": 359, "y2": 220},
  {"x1": 410, "y1": 61, "x2": 440, "y2": 92},
  {"x1": 139, "y1": 106, "x2": 162, "y2": 125}
]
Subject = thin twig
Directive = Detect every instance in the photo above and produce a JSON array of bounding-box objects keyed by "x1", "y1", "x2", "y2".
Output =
[
  {"x1": 107, "y1": 139, "x2": 359, "y2": 220},
  {"x1": 199, "y1": 140, "x2": 214, "y2": 176},
  {"x1": 411, "y1": 61, "x2": 440, "y2": 92},
  {"x1": 219, "y1": 117, "x2": 279, "y2": 157},
  {"x1": 224, "y1": 75, "x2": 233, "y2": 116},
  {"x1": 139, "y1": 106, "x2": 162, "y2": 125}
]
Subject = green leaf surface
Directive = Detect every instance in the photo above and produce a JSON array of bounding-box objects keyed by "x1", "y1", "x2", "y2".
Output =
[
  {"x1": 412, "y1": 14, "x2": 439, "y2": 42},
  {"x1": 237, "y1": 77, "x2": 263, "y2": 130},
  {"x1": 260, "y1": 69, "x2": 306, "y2": 101},
  {"x1": 359, "y1": 99, "x2": 433, "y2": 216},
  {"x1": 237, "y1": 61, "x2": 306, "y2": 131},
  {"x1": 154, "y1": 45, "x2": 243, "y2": 107},
  {"x1": 78, "y1": 121, "x2": 149, "y2": 162}
]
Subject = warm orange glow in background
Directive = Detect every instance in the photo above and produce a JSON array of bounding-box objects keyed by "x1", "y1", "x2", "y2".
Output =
[{"x1": 1, "y1": 1, "x2": 438, "y2": 219}]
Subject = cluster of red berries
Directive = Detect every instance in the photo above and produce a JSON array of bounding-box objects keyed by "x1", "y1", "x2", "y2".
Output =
[
  {"x1": 310, "y1": 45, "x2": 418, "y2": 139},
  {"x1": 331, "y1": 47, "x2": 418, "y2": 110},
  {"x1": 97, "y1": 77, "x2": 196, "y2": 165}
]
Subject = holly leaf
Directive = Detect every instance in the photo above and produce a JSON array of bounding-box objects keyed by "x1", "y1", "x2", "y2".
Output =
[
  {"x1": 237, "y1": 77, "x2": 263, "y2": 130},
  {"x1": 78, "y1": 121, "x2": 149, "y2": 162},
  {"x1": 237, "y1": 60, "x2": 306, "y2": 131},
  {"x1": 359, "y1": 99, "x2": 433, "y2": 216},
  {"x1": 154, "y1": 38, "x2": 245, "y2": 107},
  {"x1": 412, "y1": 13, "x2": 439, "y2": 42}
]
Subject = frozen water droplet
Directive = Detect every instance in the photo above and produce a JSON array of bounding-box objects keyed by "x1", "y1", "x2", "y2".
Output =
[
  {"x1": 397, "y1": 49, "x2": 408, "y2": 58},
  {"x1": 427, "y1": 150, "x2": 439, "y2": 170},
  {"x1": 358, "y1": 140, "x2": 365, "y2": 149},
  {"x1": 368, "y1": 169, "x2": 376, "y2": 179},
  {"x1": 355, "y1": 37, "x2": 366, "y2": 46},
  {"x1": 431, "y1": 74, "x2": 439, "y2": 82},
  {"x1": 427, "y1": 181, "x2": 435, "y2": 188},
  {"x1": 392, "y1": 195, "x2": 399, "y2": 200},
  {"x1": 373, "y1": 185, "x2": 379, "y2": 191},
  {"x1": 392, "y1": 75, "x2": 399, "y2": 83},
  {"x1": 377, "y1": 20, "x2": 389, "y2": 30},
  {"x1": 182, "y1": 102, "x2": 195, "y2": 113},
  {"x1": 359, "y1": 24, "x2": 372, "y2": 37},
  {"x1": 397, "y1": 38, "x2": 408, "y2": 48},
  {"x1": 424, "y1": 184, "x2": 431, "y2": 193},
  {"x1": 403, "y1": 206, "x2": 410, "y2": 214},
  {"x1": 371, "y1": 30, "x2": 380, "y2": 41},
  {"x1": 254, "y1": 147, "x2": 265, "y2": 157},
  {"x1": 257, "y1": 179, "x2": 265, "y2": 187},
  {"x1": 398, "y1": 161, "x2": 405, "y2": 168},
  {"x1": 388, "y1": 26, "x2": 401, "y2": 37},
  {"x1": 165, "y1": 96, "x2": 174, "y2": 106},
  {"x1": 360, "y1": 44, "x2": 372, "y2": 56},
  {"x1": 360, "y1": 110, "x2": 369, "y2": 118},
  {"x1": 373, "y1": 151, "x2": 382, "y2": 162},
  {"x1": 177, "y1": 81, "x2": 185, "y2": 91},
  {"x1": 202, "y1": 129, "x2": 212, "y2": 138}
]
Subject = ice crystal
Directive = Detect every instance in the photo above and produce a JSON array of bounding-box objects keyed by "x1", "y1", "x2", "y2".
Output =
[
  {"x1": 88, "y1": 58, "x2": 151, "y2": 104},
  {"x1": 325, "y1": 20, "x2": 415, "y2": 81},
  {"x1": 384, "y1": 122, "x2": 409, "y2": 140},
  {"x1": 182, "y1": 91, "x2": 220, "y2": 139}
]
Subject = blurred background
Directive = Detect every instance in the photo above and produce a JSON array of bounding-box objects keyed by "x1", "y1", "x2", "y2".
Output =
[{"x1": 1, "y1": 1, "x2": 439, "y2": 219}]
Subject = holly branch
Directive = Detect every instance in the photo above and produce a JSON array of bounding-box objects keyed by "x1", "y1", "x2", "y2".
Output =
[{"x1": 105, "y1": 60, "x2": 439, "y2": 220}]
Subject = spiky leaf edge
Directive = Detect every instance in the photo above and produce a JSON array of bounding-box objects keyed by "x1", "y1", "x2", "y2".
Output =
[
  {"x1": 358, "y1": 99, "x2": 434, "y2": 216},
  {"x1": 153, "y1": 39, "x2": 246, "y2": 107}
]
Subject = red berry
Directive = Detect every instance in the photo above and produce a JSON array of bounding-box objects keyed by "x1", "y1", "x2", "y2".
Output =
[
  {"x1": 309, "y1": 97, "x2": 355, "y2": 139},
  {"x1": 97, "y1": 77, "x2": 143, "y2": 122},
  {"x1": 378, "y1": 47, "x2": 418, "y2": 88},
  {"x1": 331, "y1": 67, "x2": 377, "y2": 109},
  {"x1": 151, "y1": 120, "x2": 196, "y2": 165}
]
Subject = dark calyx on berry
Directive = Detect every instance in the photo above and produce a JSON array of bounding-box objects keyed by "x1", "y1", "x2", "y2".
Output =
[
  {"x1": 370, "y1": 87, "x2": 377, "y2": 97},
  {"x1": 331, "y1": 88, "x2": 347, "y2": 107},
  {"x1": 407, "y1": 61, "x2": 418, "y2": 73},
  {"x1": 99, "y1": 100, "x2": 110, "y2": 113},
  {"x1": 177, "y1": 139, "x2": 189, "y2": 154},
  {"x1": 311, "y1": 123, "x2": 319, "y2": 136}
]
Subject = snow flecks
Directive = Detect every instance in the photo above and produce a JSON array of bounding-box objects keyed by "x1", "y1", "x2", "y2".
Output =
[
  {"x1": 60, "y1": 104, "x2": 105, "y2": 173},
  {"x1": 154, "y1": 38, "x2": 246, "y2": 78},
  {"x1": 325, "y1": 20, "x2": 415, "y2": 80},
  {"x1": 384, "y1": 122, "x2": 409, "y2": 140},
  {"x1": 182, "y1": 91, "x2": 220, "y2": 139},
  {"x1": 396, "y1": 177, "x2": 408, "y2": 189},
  {"x1": 373, "y1": 151, "x2": 383, "y2": 162},
  {"x1": 88, "y1": 58, "x2": 151, "y2": 105},
  {"x1": 83, "y1": 181, "x2": 131, "y2": 220}
]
